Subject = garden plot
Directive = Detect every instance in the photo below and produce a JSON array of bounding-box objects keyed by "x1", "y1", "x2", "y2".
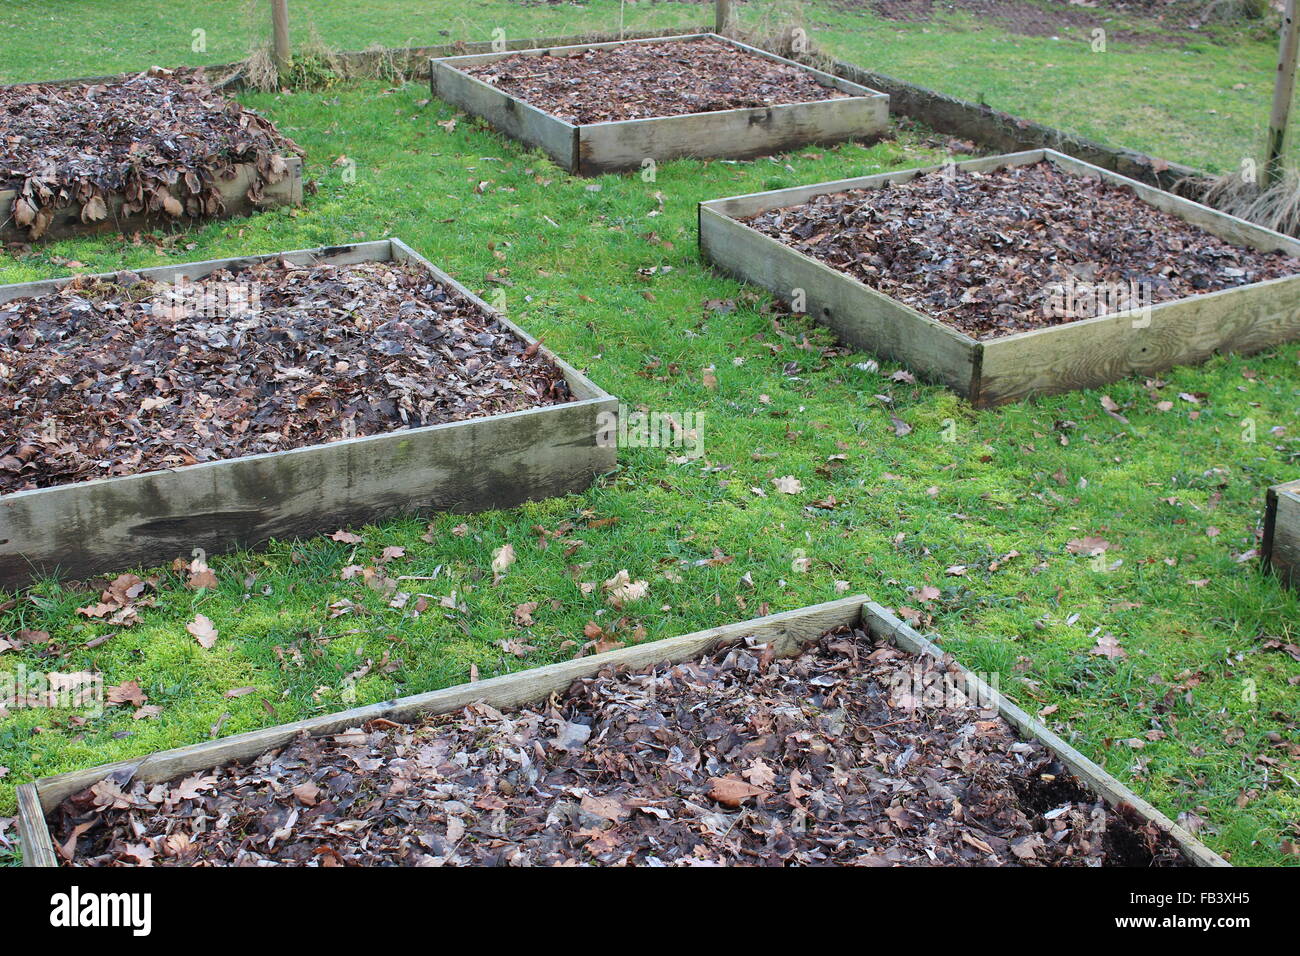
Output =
[
  {"x1": 1264, "y1": 479, "x2": 1300, "y2": 591},
  {"x1": 432, "y1": 34, "x2": 888, "y2": 175},
  {"x1": 0, "y1": 70, "x2": 302, "y2": 242},
  {"x1": 0, "y1": 238, "x2": 616, "y2": 587},
  {"x1": 700, "y1": 148, "x2": 1300, "y2": 406},
  {"x1": 15, "y1": 597, "x2": 1224, "y2": 867}
]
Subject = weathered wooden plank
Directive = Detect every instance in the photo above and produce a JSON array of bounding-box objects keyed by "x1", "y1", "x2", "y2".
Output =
[
  {"x1": 432, "y1": 33, "x2": 888, "y2": 175},
  {"x1": 578, "y1": 96, "x2": 886, "y2": 175},
  {"x1": 21, "y1": 597, "x2": 867, "y2": 839},
  {"x1": 700, "y1": 148, "x2": 1300, "y2": 406},
  {"x1": 431, "y1": 60, "x2": 576, "y2": 171},
  {"x1": 0, "y1": 239, "x2": 617, "y2": 587},
  {"x1": 699, "y1": 205, "x2": 978, "y2": 393},
  {"x1": 0, "y1": 239, "x2": 393, "y2": 303},
  {"x1": 977, "y1": 273, "x2": 1300, "y2": 406},
  {"x1": 15, "y1": 784, "x2": 59, "y2": 868},
  {"x1": 0, "y1": 156, "x2": 302, "y2": 244},
  {"x1": 860, "y1": 602, "x2": 1230, "y2": 867},
  {"x1": 700, "y1": 150, "x2": 1047, "y2": 221},
  {"x1": 1263, "y1": 479, "x2": 1300, "y2": 589},
  {"x1": 19, "y1": 593, "x2": 1229, "y2": 866}
]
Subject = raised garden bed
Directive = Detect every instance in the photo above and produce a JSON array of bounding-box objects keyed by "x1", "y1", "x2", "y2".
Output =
[
  {"x1": 699, "y1": 148, "x2": 1300, "y2": 406},
  {"x1": 15, "y1": 595, "x2": 1226, "y2": 866},
  {"x1": 431, "y1": 34, "x2": 888, "y2": 175},
  {"x1": 1263, "y1": 479, "x2": 1300, "y2": 590},
  {"x1": 0, "y1": 70, "x2": 302, "y2": 243},
  {"x1": 0, "y1": 238, "x2": 616, "y2": 588}
]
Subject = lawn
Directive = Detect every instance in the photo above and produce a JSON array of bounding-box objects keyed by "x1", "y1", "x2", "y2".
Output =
[{"x1": 0, "y1": 0, "x2": 1297, "y2": 867}]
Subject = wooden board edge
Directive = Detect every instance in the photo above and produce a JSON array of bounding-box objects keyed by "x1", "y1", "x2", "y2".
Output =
[
  {"x1": 698, "y1": 203, "x2": 979, "y2": 393},
  {"x1": 699, "y1": 149, "x2": 1048, "y2": 218},
  {"x1": 860, "y1": 602, "x2": 1231, "y2": 868},
  {"x1": 976, "y1": 271, "x2": 1300, "y2": 405},
  {"x1": 717, "y1": 34, "x2": 883, "y2": 98},
  {"x1": 19, "y1": 596, "x2": 869, "y2": 866},
  {"x1": 0, "y1": 239, "x2": 395, "y2": 303},
  {"x1": 1041, "y1": 147, "x2": 1300, "y2": 256},
  {"x1": 1263, "y1": 479, "x2": 1300, "y2": 584},
  {"x1": 430, "y1": 59, "x2": 578, "y2": 171},
  {"x1": 387, "y1": 238, "x2": 609, "y2": 404},
  {"x1": 16, "y1": 783, "x2": 59, "y2": 868},
  {"x1": 429, "y1": 33, "x2": 715, "y2": 68},
  {"x1": 0, "y1": 238, "x2": 617, "y2": 586}
]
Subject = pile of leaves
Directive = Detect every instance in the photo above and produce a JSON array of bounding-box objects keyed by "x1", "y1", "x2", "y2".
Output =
[
  {"x1": 461, "y1": 37, "x2": 847, "y2": 124},
  {"x1": 0, "y1": 69, "x2": 300, "y2": 239},
  {"x1": 0, "y1": 260, "x2": 574, "y2": 493},
  {"x1": 51, "y1": 626, "x2": 1188, "y2": 866},
  {"x1": 744, "y1": 160, "x2": 1300, "y2": 339}
]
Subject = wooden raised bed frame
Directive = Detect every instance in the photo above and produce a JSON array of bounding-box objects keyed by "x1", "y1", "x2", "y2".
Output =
[
  {"x1": 0, "y1": 238, "x2": 616, "y2": 588},
  {"x1": 699, "y1": 148, "x2": 1300, "y2": 407},
  {"x1": 15, "y1": 595, "x2": 1227, "y2": 867},
  {"x1": 430, "y1": 33, "x2": 889, "y2": 175},
  {"x1": 1263, "y1": 479, "x2": 1300, "y2": 590},
  {"x1": 0, "y1": 156, "x2": 303, "y2": 244}
]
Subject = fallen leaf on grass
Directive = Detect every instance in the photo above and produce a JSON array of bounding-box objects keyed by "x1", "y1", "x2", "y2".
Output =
[
  {"x1": 1089, "y1": 633, "x2": 1127, "y2": 660},
  {"x1": 106, "y1": 680, "x2": 146, "y2": 708},
  {"x1": 603, "y1": 569, "x2": 649, "y2": 607},
  {"x1": 772, "y1": 475, "x2": 803, "y2": 495},
  {"x1": 187, "y1": 614, "x2": 218, "y2": 649},
  {"x1": 491, "y1": 543, "x2": 516, "y2": 579},
  {"x1": 1067, "y1": 536, "x2": 1111, "y2": 556}
]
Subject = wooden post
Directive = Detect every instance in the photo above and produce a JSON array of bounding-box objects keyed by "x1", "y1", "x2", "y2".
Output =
[
  {"x1": 1266, "y1": 0, "x2": 1299, "y2": 186},
  {"x1": 716, "y1": 0, "x2": 732, "y2": 36},
  {"x1": 271, "y1": 0, "x2": 292, "y2": 82}
]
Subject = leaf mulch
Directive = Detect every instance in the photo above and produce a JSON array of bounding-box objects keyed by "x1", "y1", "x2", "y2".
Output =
[
  {"x1": 0, "y1": 259, "x2": 573, "y2": 493},
  {"x1": 0, "y1": 68, "x2": 300, "y2": 239},
  {"x1": 459, "y1": 37, "x2": 847, "y2": 124},
  {"x1": 743, "y1": 160, "x2": 1300, "y2": 339},
  {"x1": 50, "y1": 626, "x2": 1188, "y2": 866}
]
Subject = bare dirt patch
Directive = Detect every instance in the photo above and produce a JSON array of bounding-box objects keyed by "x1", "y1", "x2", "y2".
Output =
[
  {"x1": 743, "y1": 161, "x2": 1300, "y2": 340},
  {"x1": 0, "y1": 260, "x2": 573, "y2": 493},
  {"x1": 0, "y1": 70, "x2": 300, "y2": 240},
  {"x1": 50, "y1": 625, "x2": 1189, "y2": 866},
  {"x1": 460, "y1": 37, "x2": 848, "y2": 124}
]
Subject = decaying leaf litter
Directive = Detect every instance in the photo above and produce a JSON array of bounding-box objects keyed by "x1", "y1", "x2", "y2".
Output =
[
  {"x1": 744, "y1": 161, "x2": 1300, "y2": 339},
  {"x1": 0, "y1": 69, "x2": 300, "y2": 239},
  {"x1": 51, "y1": 627, "x2": 1188, "y2": 866},
  {"x1": 461, "y1": 37, "x2": 847, "y2": 124},
  {"x1": 0, "y1": 260, "x2": 574, "y2": 493}
]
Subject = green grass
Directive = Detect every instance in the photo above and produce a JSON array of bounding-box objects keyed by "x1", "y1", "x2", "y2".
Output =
[
  {"x1": 0, "y1": 1, "x2": 1297, "y2": 867},
  {"x1": 0, "y1": 0, "x2": 1295, "y2": 174}
]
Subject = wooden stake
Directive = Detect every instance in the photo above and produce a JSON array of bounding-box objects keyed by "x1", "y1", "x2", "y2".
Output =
[
  {"x1": 716, "y1": 0, "x2": 732, "y2": 36},
  {"x1": 1266, "y1": 0, "x2": 1299, "y2": 186},
  {"x1": 271, "y1": 0, "x2": 292, "y2": 82}
]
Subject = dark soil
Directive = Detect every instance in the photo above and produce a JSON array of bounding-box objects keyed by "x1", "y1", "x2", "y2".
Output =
[
  {"x1": 743, "y1": 160, "x2": 1300, "y2": 340},
  {"x1": 460, "y1": 37, "x2": 848, "y2": 124},
  {"x1": 51, "y1": 626, "x2": 1189, "y2": 866},
  {"x1": 0, "y1": 260, "x2": 574, "y2": 494},
  {"x1": 0, "y1": 69, "x2": 300, "y2": 239}
]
